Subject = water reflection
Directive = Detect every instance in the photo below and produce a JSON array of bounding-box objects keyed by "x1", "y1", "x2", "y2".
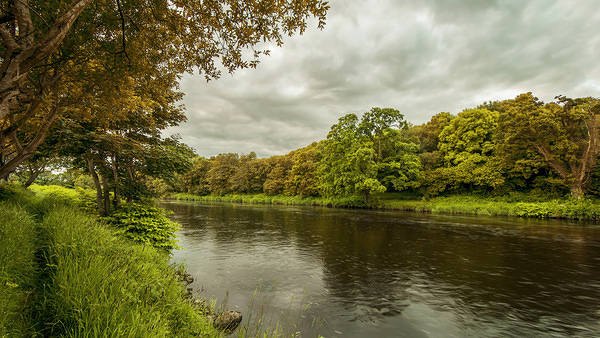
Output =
[{"x1": 163, "y1": 201, "x2": 600, "y2": 337}]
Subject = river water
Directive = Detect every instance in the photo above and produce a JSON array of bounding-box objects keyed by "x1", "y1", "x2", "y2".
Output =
[{"x1": 161, "y1": 201, "x2": 600, "y2": 337}]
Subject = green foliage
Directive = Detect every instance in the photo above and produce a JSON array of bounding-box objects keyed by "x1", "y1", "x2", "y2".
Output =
[
  {"x1": 172, "y1": 192, "x2": 600, "y2": 221},
  {"x1": 28, "y1": 184, "x2": 97, "y2": 213},
  {"x1": 38, "y1": 207, "x2": 217, "y2": 337},
  {"x1": 263, "y1": 155, "x2": 293, "y2": 195},
  {"x1": 172, "y1": 93, "x2": 600, "y2": 202},
  {"x1": 284, "y1": 143, "x2": 322, "y2": 196},
  {"x1": 496, "y1": 93, "x2": 600, "y2": 197},
  {"x1": 207, "y1": 153, "x2": 240, "y2": 195},
  {"x1": 0, "y1": 203, "x2": 38, "y2": 336},
  {"x1": 318, "y1": 108, "x2": 421, "y2": 201},
  {"x1": 423, "y1": 108, "x2": 504, "y2": 195},
  {"x1": 172, "y1": 192, "x2": 367, "y2": 208},
  {"x1": 104, "y1": 203, "x2": 181, "y2": 252},
  {"x1": 0, "y1": 186, "x2": 219, "y2": 337}
]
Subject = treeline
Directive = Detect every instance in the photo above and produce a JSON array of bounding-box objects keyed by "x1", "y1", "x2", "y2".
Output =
[{"x1": 175, "y1": 93, "x2": 600, "y2": 200}]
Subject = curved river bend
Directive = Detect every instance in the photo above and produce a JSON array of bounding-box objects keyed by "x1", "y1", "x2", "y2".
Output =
[{"x1": 162, "y1": 201, "x2": 600, "y2": 337}]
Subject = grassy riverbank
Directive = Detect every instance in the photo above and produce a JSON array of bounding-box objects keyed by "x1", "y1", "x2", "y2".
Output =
[
  {"x1": 0, "y1": 186, "x2": 220, "y2": 337},
  {"x1": 171, "y1": 192, "x2": 600, "y2": 222}
]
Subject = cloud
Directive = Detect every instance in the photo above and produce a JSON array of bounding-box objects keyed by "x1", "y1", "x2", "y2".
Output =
[{"x1": 166, "y1": 0, "x2": 600, "y2": 157}]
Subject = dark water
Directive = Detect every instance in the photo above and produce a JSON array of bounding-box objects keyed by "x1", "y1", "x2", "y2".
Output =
[{"x1": 161, "y1": 201, "x2": 600, "y2": 337}]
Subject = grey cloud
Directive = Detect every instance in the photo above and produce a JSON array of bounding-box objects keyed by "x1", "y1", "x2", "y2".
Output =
[{"x1": 166, "y1": 0, "x2": 600, "y2": 157}]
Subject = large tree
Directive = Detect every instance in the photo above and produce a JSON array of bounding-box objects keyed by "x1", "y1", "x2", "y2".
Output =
[
  {"x1": 497, "y1": 93, "x2": 600, "y2": 198},
  {"x1": 423, "y1": 108, "x2": 504, "y2": 195},
  {"x1": 318, "y1": 108, "x2": 421, "y2": 202},
  {"x1": 0, "y1": 0, "x2": 329, "y2": 179}
]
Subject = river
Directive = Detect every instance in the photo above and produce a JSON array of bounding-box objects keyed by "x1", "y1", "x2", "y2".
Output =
[{"x1": 161, "y1": 201, "x2": 600, "y2": 337}]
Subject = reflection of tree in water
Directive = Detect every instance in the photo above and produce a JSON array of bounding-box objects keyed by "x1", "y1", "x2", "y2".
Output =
[{"x1": 163, "y1": 202, "x2": 600, "y2": 334}]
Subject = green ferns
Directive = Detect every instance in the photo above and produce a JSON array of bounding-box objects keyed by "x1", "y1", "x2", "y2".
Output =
[{"x1": 104, "y1": 203, "x2": 181, "y2": 252}]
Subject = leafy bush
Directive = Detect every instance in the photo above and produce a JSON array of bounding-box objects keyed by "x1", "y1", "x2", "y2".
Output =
[
  {"x1": 104, "y1": 203, "x2": 180, "y2": 252},
  {"x1": 28, "y1": 184, "x2": 96, "y2": 212}
]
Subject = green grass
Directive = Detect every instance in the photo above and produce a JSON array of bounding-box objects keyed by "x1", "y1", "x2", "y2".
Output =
[
  {"x1": 37, "y1": 207, "x2": 218, "y2": 337},
  {"x1": 172, "y1": 192, "x2": 368, "y2": 208},
  {"x1": 0, "y1": 184, "x2": 221, "y2": 337},
  {"x1": 0, "y1": 202, "x2": 38, "y2": 336},
  {"x1": 172, "y1": 192, "x2": 600, "y2": 221}
]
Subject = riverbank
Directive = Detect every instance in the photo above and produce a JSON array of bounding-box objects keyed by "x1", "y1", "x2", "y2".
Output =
[
  {"x1": 0, "y1": 185, "x2": 221, "y2": 337},
  {"x1": 171, "y1": 192, "x2": 600, "y2": 222}
]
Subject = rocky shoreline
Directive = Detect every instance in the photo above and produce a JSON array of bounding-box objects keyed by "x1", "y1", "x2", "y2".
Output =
[{"x1": 176, "y1": 271, "x2": 243, "y2": 334}]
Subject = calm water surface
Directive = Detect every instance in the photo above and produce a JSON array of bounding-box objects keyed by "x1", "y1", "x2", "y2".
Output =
[{"x1": 161, "y1": 201, "x2": 600, "y2": 337}]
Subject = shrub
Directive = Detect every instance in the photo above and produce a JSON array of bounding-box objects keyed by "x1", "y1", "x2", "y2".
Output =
[{"x1": 104, "y1": 203, "x2": 181, "y2": 252}]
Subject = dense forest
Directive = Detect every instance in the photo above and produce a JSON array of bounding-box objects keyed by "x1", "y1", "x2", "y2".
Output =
[{"x1": 169, "y1": 93, "x2": 600, "y2": 202}]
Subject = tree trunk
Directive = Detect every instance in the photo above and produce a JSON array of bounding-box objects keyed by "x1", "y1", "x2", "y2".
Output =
[
  {"x1": 111, "y1": 154, "x2": 120, "y2": 208},
  {"x1": 101, "y1": 174, "x2": 111, "y2": 215},
  {"x1": 570, "y1": 184, "x2": 585, "y2": 199},
  {"x1": 0, "y1": 107, "x2": 58, "y2": 180},
  {"x1": 363, "y1": 191, "x2": 371, "y2": 205},
  {"x1": 0, "y1": 0, "x2": 93, "y2": 120},
  {"x1": 87, "y1": 157, "x2": 105, "y2": 216},
  {"x1": 23, "y1": 168, "x2": 42, "y2": 188},
  {"x1": 126, "y1": 164, "x2": 135, "y2": 203}
]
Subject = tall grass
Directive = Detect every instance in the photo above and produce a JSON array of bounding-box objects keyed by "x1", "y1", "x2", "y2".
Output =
[
  {"x1": 0, "y1": 202, "x2": 38, "y2": 336},
  {"x1": 36, "y1": 207, "x2": 220, "y2": 337},
  {"x1": 0, "y1": 184, "x2": 222, "y2": 337},
  {"x1": 172, "y1": 193, "x2": 367, "y2": 208},
  {"x1": 172, "y1": 192, "x2": 600, "y2": 221}
]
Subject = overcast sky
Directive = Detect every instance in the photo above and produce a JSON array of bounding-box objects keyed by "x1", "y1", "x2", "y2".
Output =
[{"x1": 167, "y1": 0, "x2": 600, "y2": 158}]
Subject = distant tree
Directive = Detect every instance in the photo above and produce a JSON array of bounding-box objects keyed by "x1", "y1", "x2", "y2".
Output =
[
  {"x1": 423, "y1": 108, "x2": 503, "y2": 195},
  {"x1": 319, "y1": 109, "x2": 421, "y2": 202},
  {"x1": 497, "y1": 93, "x2": 600, "y2": 198},
  {"x1": 180, "y1": 157, "x2": 212, "y2": 195},
  {"x1": 263, "y1": 155, "x2": 293, "y2": 195},
  {"x1": 207, "y1": 154, "x2": 239, "y2": 195},
  {"x1": 414, "y1": 112, "x2": 455, "y2": 153},
  {"x1": 358, "y1": 107, "x2": 408, "y2": 161},
  {"x1": 229, "y1": 152, "x2": 259, "y2": 193},
  {"x1": 285, "y1": 143, "x2": 322, "y2": 196}
]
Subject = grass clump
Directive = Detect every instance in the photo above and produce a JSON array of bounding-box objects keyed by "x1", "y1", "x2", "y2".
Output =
[
  {"x1": 0, "y1": 202, "x2": 38, "y2": 337},
  {"x1": 37, "y1": 207, "x2": 219, "y2": 337}
]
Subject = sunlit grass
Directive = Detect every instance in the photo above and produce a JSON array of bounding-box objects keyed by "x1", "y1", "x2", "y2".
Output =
[{"x1": 172, "y1": 192, "x2": 600, "y2": 221}]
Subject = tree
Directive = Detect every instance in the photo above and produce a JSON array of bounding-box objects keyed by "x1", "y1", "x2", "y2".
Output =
[
  {"x1": 497, "y1": 93, "x2": 600, "y2": 198},
  {"x1": 318, "y1": 109, "x2": 420, "y2": 202},
  {"x1": 413, "y1": 112, "x2": 454, "y2": 171},
  {"x1": 358, "y1": 107, "x2": 407, "y2": 160},
  {"x1": 424, "y1": 108, "x2": 503, "y2": 195},
  {"x1": 207, "y1": 153, "x2": 239, "y2": 195},
  {"x1": 285, "y1": 143, "x2": 322, "y2": 196},
  {"x1": 263, "y1": 155, "x2": 293, "y2": 195},
  {"x1": 0, "y1": 0, "x2": 329, "y2": 179},
  {"x1": 414, "y1": 112, "x2": 454, "y2": 153},
  {"x1": 179, "y1": 157, "x2": 212, "y2": 195}
]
